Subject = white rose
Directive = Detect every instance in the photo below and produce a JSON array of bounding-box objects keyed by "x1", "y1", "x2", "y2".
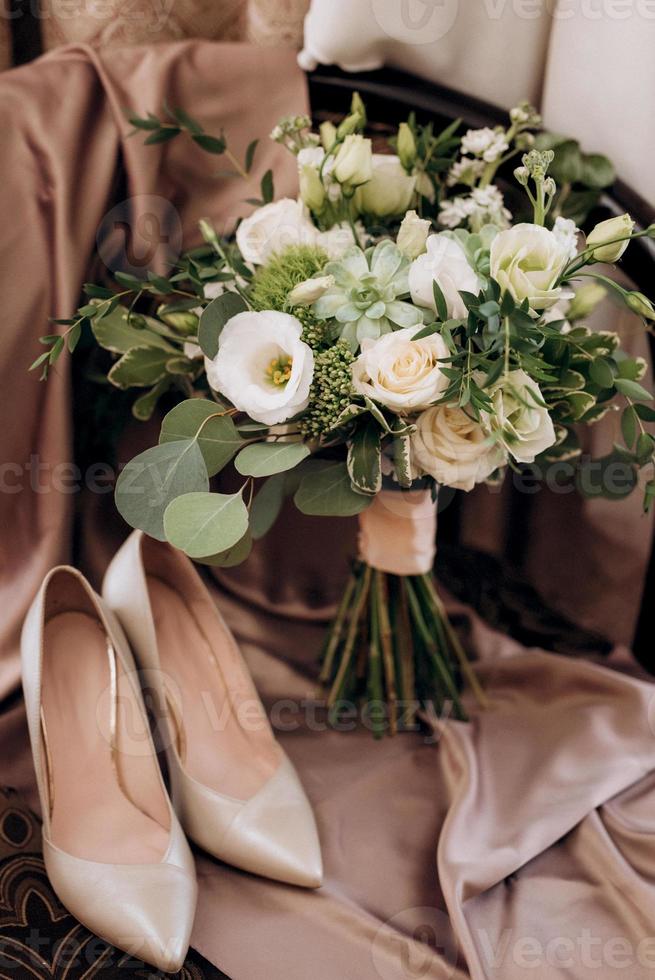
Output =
[
  {"x1": 490, "y1": 223, "x2": 569, "y2": 313},
  {"x1": 357, "y1": 154, "x2": 416, "y2": 217},
  {"x1": 206, "y1": 310, "x2": 314, "y2": 426},
  {"x1": 236, "y1": 199, "x2": 317, "y2": 266},
  {"x1": 409, "y1": 233, "x2": 482, "y2": 319},
  {"x1": 489, "y1": 369, "x2": 556, "y2": 463},
  {"x1": 411, "y1": 405, "x2": 506, "y2": 491},
  {"x1": 351, "y1": 326, "x2": 449, "y2": 413},
  {"x1": 397, "y1": 210, "x2": 431, "y2": 259}
]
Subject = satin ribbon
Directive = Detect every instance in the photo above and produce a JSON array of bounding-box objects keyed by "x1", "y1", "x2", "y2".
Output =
[{"x1": 357, "y1": 489, "x2": 437, "y2": 576}]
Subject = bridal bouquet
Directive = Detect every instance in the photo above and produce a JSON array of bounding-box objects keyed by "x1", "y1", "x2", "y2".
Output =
[{"x1": 35, "y1": 95, "x2": 655, "y2": 734}]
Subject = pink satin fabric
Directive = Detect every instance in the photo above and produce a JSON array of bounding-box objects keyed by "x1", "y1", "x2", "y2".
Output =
[
  {"x1": 358, "y1": 488, "x2": 437, "y2": 575},
  {"x1": 2, "y1": 42, "x2": 655, "y2": 980}
]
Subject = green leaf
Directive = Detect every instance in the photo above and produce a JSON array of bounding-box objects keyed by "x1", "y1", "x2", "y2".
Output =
[
  {"x1": 198, "y1": 530, "x2": 253, "y2": 567},
  {"x1": 235, "y1": 441, "x2": 310, "y2": 478},
  {"x1": 636, "y1": 432, "x2": 654, "y2": 464},
  {"x1": 261, "y1": 169, "x2": 274, "y2": 204},
  {"x1": 163, "y1": 490, "x2": 248, "y2": 558},
  {"x1": 159, "y1": 399, "x2": 243, "y2": 476},
  {"x1": 92, "y1": 306, "x2": 175, "y2": 354},
  {"x1": 621, "y1": 405, "x2": 637, "y2": 448},
  {"x1": 579, "y1": 153, "x2": 615, "y2": 189},
  {"x1": 132, "y1": 378, "x2": 173, "y2": 421},
  {"x1": 392, "y1": 432, "x2": 413, "y2": 488},
  {"x1": 347, "y1": 420, "x2": 382, "y2": 495},
  {"x1": 614, "y1": 378, "x2": 652, "y2": 402},
  {"x1": 635, "y1": 404, "x2": 655, "y2": 422},
  {"x1": 198, "y1": 292, "x2": 248, "y2": 359},
  {"x1": 192, "y1": 133, "x2": 227, "y2": 154},
  {"x1": 411, "y1": 322, "x2": 440, "y2": 341},
  {"x1": 115, "y1": 439, "x2": 209, "y2": 540},
  {"x1": 589, "y1": 357, "x2": 615, "y2": 389},
  {"x1": 250, "y1": 473, "x2": 286, "y2": 539},
  {"x1": 169, "y1": 106, "x2": 203, "y2": 134},
  {"x1": 108, "y1": 346, "x2": 171, "y2": 389},
  {"x1": 294, "y1": 462, "x2": 373, "y2": 517},
  {"x1": 432, "y1": 280, "x2": 448, "y2": 322},
  {"x1": 144, "y1": 127, "x2": 181, "y2": 145},
  {"x1": 245, "y1": 139, "x2": 259, "y2": 173},
  {"x1": 128, "y1": 116, "x2": 161, "y2": 131},
  {"x1": 548, "y1": 139, "x2": 583, "y2": 185}
]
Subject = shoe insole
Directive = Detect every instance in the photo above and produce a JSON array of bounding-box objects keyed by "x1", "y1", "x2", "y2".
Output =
[
  {"x1": 43, "y1": 612, "x2": 170, "y2": 865},
  {"x1": 148, "y1": 578, "x2": 279, "y2": 801}
]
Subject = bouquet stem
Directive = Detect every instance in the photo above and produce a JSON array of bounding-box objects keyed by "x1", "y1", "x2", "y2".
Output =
[{"x1": 319, "y1": 489, "x2": 487, "y2": 736}]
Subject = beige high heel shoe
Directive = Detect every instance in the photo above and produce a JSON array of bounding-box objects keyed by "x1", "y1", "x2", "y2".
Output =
[
  {"x1": 21, "y1": 566, "x2": 197, "y2": 973},
  {"x1": 103, "y1": 531, "x2": 323, "y2": 889}
]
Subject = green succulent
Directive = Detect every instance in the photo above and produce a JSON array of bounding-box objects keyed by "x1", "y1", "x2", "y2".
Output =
[{"x1": 312, "y1": 241, "x2": 423, "y2": 351}]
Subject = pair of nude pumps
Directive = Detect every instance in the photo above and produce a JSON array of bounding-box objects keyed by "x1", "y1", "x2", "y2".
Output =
[{"x1": 21, "y1": 530, "x2": 322, "y2": 973}]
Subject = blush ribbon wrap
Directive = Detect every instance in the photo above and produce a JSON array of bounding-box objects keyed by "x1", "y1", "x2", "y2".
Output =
[{"x1": 357, "y1": 489, "x2": 437, "y2": 576}]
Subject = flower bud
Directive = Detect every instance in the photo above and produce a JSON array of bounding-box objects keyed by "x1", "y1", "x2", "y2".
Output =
[
  {"x1": 288, "y1": 275, "x2": 335, "y2": 307},
  {"x1": 626, "y1": 291, "x2": 655, "y2": 321},
  {"x1": 334, "y1": 134, "x2": 373, "y2": 189},
  {"x1": 397, "y1": 122, "x2": 417, "y2": 170},
  {"x1": 299, "y1": 164, "x2": 326, "y2": 214},
  {"x1": 336, "y1": 112, "x2": 362, "y2": 139},
  {"x1": 397, "y1": 210, "x2": 431, "y2": 259},
  {"x1": 514, "y1": 165, "x2": 529, "y2": 187},
  {"x1": 350, "y1": 91, "x2": 367, "y2": 128},
  {"x1": 356, "y1": 154, "x2": 415, "y2": 216},
  {"x1": 586, "y1": 213, "x2": 634, "y2": 263},
  {"x1": 543, "y1": 177, "x2": 556, "y2": 197},
  {"x1": 566, "y1": 283, "x2": 607, "y2": 321},
  {"x1": 320, "y1": 121, "x2": 337, "y2": 151},
  {"x1": 157, "y1": 305, "x2": 199, "y2": 336}
]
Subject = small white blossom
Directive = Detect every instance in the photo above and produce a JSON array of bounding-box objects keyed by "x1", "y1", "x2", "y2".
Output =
[
  {"x1": 439, "y1": 185, "x2": 511, "y2": 232},
  {"x1": 552, "y1": 216, "x2": 579, "y2": 263},
  {"x1": 460, "y1": 127, "x2": 509, "y2": 163},
  {"x1": 446, "y1": 158, "x2": 485, "y2": 187}
]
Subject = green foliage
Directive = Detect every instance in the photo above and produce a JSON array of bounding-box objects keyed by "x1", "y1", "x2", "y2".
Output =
[
  {"x1": 250, "y1": 246, "x2": 328, "y2": 312},
  {"x1": 159, "y1": 399, "x2": 243, "y2": 476},
  {"x1": 294, "y1": 462, "x2": 372, "y2": 517},
  {"x1": 163, "y1": 489, "x2": 249, "y2": 559},
  {"x1": 198, "y1": 292, "x2": 248, "y2": 358},
  {"x1": 235, "y1": 441, "x2": 310, "y2": 478}
]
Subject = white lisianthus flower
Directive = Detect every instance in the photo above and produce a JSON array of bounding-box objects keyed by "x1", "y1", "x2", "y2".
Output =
[
  {"x1": 333, "y1": 134, "x2": 373, "y2": 188},
  {"x1": 409, "y1": 233, "x2": 482, "y2": 319},
  {"x1": 357, "y1": 154, "x2": 416, "y2": 217},
  {"x1": 490, "y1": 223, "x2": 569, "y2": 313},
  {"x1": 288, "y1": 275, "x2": 335, "y2": 306},
  {"x1": 460, "y1": 127, "x2": 509, "y2": 163},
  {"x1": 297, "y1": 146, "x2": 326, "y2": 170},
  {"x1": 552, "y1": 216, "x2": 579, "y2": 262},
  {"x1": 411, "y1": 404, "x2": 507, "y2": 491},
  {"x1": 489, "y1": 369, "x2": 556, "y2": 463},
  {"x1": 206, "y1": 310, "x2": 314, "y2": 425},
  {"x1": 396, "y1": 210, "x2": 431, "y2": 259},
  {"x1": 351, "y1": 326, "x2": 449, "y2": 413},
  {"x1": 236, "y1": 199, "x2": 317, "y2": 266}
]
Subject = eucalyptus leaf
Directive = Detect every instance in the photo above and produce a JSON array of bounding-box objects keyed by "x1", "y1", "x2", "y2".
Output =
[
  {"x1": 163, "y1": 489, "x2": 249, "y2": 558},
  {"x1": 159, "y1": 399, "x2": 243, "y2": 477},
  {"x1": 198, "y1": 530, "x2": 253, "y2": 567},
  {"x1": 250, "y1": 473, "x2": 286, "y2": 539},
  {"x1": 198, "y1": 292, "x2": 248, "y2": 359},
  {"x1": 234, "y1": 441, "x2": 310, "y2": 478},
  {"x1": 115, "y1": 439, "x2": 209, "y2": 540},
  {"x1": 295, "y1": 462, "x2": 373, "y2": 517}
]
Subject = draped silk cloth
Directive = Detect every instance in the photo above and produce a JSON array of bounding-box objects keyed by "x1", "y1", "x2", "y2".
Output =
[{"x1": 2, "y1": 41, "x2": 655, "y2": 980}]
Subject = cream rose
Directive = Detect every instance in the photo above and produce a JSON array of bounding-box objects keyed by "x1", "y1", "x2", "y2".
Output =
[
  {"x1": 333, "y1": 134, "x2": 373, "y2": 189},
  {"x1": 490, "y1": 223, "x2": 569, "y2": 313},
  {"x1": 351, "y1": 326, "x2": 449, "y2": 413},
  {"x1": 356, "y1": 154, "x2": 416, "y2": 218},
  {"x1": 206, "y1": 310, "x2": 314, "y2": 426},
  {"x1": 489, "y1": 369, "x2": 556, "y2": 463},
  {"x1": 236, "y1": 199, "x2": 317, "y2": 266},
  {"x1": 411, "y1": 405, "x2": 506, "y2": 491},
  {"x1": 409, "y1": 233, "x2": 482, "y2": 319},
  {"x1": 397, "y1": 210, "x2": 431, "y2": 259}
]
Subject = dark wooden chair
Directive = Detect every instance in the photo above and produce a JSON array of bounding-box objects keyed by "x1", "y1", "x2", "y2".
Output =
[{"x1": 308, "y1": 64, "x2": 655, "y2": 666}]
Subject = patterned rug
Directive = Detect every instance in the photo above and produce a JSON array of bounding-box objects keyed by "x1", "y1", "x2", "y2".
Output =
[{"x1": 0, "y1": 787, "x2": 228, "y2": 979}]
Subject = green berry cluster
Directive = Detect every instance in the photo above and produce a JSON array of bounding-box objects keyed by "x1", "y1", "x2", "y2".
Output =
[
  {"x1": 293, "y1": 306, "x2": 330, "y2": 351},
  {"x1": 300, "y1": 339, "x2": 355, "y2": 439}
]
